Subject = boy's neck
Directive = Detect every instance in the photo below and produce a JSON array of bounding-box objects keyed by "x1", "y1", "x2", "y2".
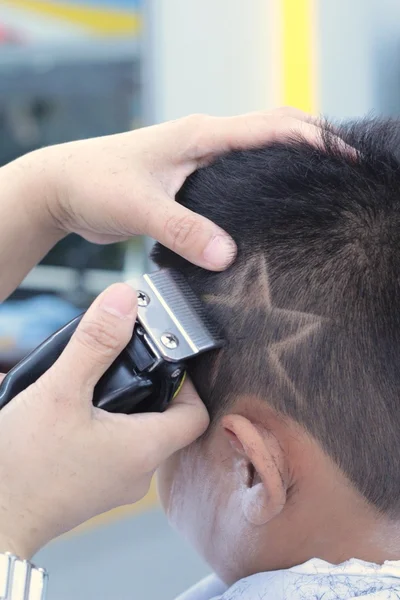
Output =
[{"x1": 267, "y1": 432, "x2": 400, "y2": 571}]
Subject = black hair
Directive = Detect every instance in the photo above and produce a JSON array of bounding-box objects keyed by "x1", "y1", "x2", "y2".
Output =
[{"x1": 152, "y1": 118, "x2": 400, "y2": 515}]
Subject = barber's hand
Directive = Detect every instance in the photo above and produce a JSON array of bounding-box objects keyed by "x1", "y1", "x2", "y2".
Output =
[
  {"x1": 0, "y1": 284, "x2": 209, "y2": 559},
  {"x1": 21, "y1": 107, "x2": 322, "y2": 271}
]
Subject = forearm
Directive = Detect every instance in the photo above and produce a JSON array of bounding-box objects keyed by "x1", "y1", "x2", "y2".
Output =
[{"x1": 0, "y1": 152, "x2": 64, "y2": 301}]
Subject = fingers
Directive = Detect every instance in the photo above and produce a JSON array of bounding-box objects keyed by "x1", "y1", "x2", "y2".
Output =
[
  {"x1": 144, "y1": 108, "x2": 325, "y2": 270},
  {"x1": 199, "y1": 114, "x2": 324, "y2": 158},
  {"x1": 177, "y1": 108, "x2": 324, "y2": 165},
  {"x1": 156, "y1": 378, "x2": 210, "y2": 457},
  {"x1": 146, "y1": 107, "x2": 323, "y2": 270},
  {"x1": 177, "y1": 107, "x2": 355, "y2": 169},
  {"x1": 50, "y1": 283, "x2": 137, "y2": 396},
  {"x1": 267, "y1": 106, "x2": 317, "y2": 122},
  {"x1": 144, "y1": 198, "x2": 237, "y2": 270},
  {"x1": 116, "y1": 378, "x2": 210, "y2": 465}
]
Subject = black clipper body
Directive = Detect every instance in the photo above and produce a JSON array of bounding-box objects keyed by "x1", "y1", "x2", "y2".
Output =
[{"x1": 0, "y1": 269, "x2": 223, "y2": 414}]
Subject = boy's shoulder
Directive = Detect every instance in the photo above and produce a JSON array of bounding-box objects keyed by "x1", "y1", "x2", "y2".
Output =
[{"x1": 175, "y1": 559, "x2": 400, "y2": 600}]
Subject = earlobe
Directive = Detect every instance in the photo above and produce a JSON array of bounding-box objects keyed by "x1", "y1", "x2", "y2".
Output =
[{"x1": 222, "y1": 414, "x2": 287, "y2": 526}]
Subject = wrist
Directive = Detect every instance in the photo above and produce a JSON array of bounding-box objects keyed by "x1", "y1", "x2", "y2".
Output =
[
  {"x1": 0, "y1": 152, "x2": 66, "y2": 299},
  {"x1": 0, "y1": 518, "x2": 47, "y2": 561},
  {"x1": 3, "y1": 148, "x2": 67, "y2": 240},
  {"x1": 0, "y1": 536, "x2": 32, "y2": 561}
]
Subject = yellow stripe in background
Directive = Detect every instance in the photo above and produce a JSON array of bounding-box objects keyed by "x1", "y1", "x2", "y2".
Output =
[
  {"x1": 1, "y1": 0, "x2": 141, "y2": 36},
  {"x1": 281, "y1": 0, "x2": 317, "y2": 114}
]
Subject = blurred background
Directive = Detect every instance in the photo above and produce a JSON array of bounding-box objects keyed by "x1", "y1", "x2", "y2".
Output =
[{"x1": 0, "y1": 0, "x2": 399, "y2": 598}]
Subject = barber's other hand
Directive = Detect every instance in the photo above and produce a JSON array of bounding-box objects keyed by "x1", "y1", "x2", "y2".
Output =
[
  {"x1": 18, "y1": 107, "x2": 322, "y2": 271},
  {"x1": 0, "y1": 284, "x2": 209, "y2": 559}
]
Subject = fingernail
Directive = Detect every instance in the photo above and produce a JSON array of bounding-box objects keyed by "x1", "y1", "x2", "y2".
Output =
[
  {"x1": 203, "y1": 234, "x2": 237, "y2": 269},
  {"x1": 100, "y1": 283, "x2": 137, "y2": 319}
]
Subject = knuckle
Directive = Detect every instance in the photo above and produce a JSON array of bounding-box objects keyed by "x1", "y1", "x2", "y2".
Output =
[
  {"x1": 76, "y1": 316, "x2": 123, "y2": 358},
  {"x1": 135, "y1": 450, "x2": 154, "y2": 473},
  {"x1": 164, "y1": 214, "x2": 204, "y2": 251},
  {"x1": 140, "y1": 448, "x2": 158, "y2": 474},
  {"x1": 181, "y1": 113, "x2": 208, "y2": 130},
  {"x1": 176, "y1": 113, "x2": 213, "y2": 163}
]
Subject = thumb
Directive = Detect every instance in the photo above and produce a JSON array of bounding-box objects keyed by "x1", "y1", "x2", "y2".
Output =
[{"x1": 52, "y1": 283, "x2": 137, "y2": 394}]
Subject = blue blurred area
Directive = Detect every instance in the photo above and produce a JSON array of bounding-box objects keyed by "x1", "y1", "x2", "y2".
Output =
[
  {"x1": 0, "y1": 295, "x2": 80, "y2": 356},
  {"x1": 36, "y1": 509, "x2": 209, "y2": 600}
]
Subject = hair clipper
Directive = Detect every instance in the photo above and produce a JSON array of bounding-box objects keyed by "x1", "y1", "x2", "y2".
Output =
[{"x1": 0, "y1": 269, "x2": 223, "y2": 414}]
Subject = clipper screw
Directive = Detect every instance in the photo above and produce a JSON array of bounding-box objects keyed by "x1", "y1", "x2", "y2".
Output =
[
  {"x1": 137, "y1": 291, "x2": 150, "y2": 307},
  {"x1": 161, "y1": 333, "x2": 179, "y2": 349}
]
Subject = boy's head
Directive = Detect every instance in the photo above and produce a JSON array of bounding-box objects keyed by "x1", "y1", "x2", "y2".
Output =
[{"x1": 154, "y1": 118, "x2": 400, "y2": 584}]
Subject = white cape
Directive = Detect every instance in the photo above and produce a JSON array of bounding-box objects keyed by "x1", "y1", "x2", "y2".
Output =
[{"x1": 175, "y1": 558, "x2": 400, "y2": 600}]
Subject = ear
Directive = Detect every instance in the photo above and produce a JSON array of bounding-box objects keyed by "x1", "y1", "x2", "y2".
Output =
[{"x1": 222, "y1": 414, "x2": 288, "y2": 526}]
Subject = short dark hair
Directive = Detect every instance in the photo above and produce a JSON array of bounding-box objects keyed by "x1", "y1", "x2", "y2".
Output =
[{"x1": 152, "y1": 118, "x2": 400, "y2": 515}]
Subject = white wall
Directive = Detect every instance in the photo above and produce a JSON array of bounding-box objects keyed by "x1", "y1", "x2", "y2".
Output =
[
  {"x1": 319, "y1": 0, "x2": 400, "y2": 119},
  {"x1": 143, "y1": 1, "x2": 400, "y2": 125},
  {"x1": 143, "y1": 0, "x2": 272, "y2": 123}
]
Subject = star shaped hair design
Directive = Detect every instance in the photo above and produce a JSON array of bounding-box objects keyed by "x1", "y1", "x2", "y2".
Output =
[{"x1": 202, "y1": 256, "x2": 323, "y2": 403}]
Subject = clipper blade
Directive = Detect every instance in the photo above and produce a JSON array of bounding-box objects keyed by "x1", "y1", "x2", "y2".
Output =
[{"x1": 128, "y1": 268, "x2": 224, "y2": 362}]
